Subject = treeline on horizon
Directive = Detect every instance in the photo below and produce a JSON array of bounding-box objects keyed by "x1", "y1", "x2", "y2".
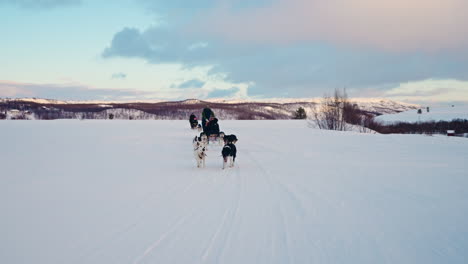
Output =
[{"x1": 367, "y1": 119, "x2": 468, "y2": 135}]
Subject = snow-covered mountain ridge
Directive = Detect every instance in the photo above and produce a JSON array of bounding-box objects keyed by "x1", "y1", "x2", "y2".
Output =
[
  {"x1": 1, "y1": 97, "x2": 418, "y2": 107},
  {"x1": 0, "y1": 97, "x2": 419, "y2": 120}
]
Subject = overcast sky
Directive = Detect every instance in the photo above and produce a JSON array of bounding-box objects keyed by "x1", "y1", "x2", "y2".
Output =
[{"x1": 1, "y1": 0, "x2": 468, "y2": 104}]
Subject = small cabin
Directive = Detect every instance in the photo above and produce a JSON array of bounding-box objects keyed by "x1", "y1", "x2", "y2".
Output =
[{"x1": 447, "y1": 130, "x2": 455, "y2": 136}]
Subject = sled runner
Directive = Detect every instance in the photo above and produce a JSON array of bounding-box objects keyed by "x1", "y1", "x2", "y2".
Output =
[{"x1": 208, "y1": 132, "x2": 225, "y2": 145}]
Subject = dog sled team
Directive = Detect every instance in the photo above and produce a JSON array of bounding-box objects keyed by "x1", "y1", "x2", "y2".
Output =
[{"x1": 191, "y1": 107, "x2": 238, "y2": 169}]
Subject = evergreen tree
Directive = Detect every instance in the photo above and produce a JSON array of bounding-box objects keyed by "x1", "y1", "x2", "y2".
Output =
[{"x1": 294, "y1": 107, "x2": 307, "y2": 119}]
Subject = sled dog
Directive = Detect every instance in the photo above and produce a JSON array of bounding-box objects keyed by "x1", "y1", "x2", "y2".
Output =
[
  {"x1": 218, "y1": 132, "x2": 225, "y2": 145},
  {"x1": 222, "y1": 143, "x2": 236, "y2": 169},
  {"x1": 194, "y1": 141, "x2": 207, "y2": 168},
  {"x1": 199, "y1": 132, "x2": 208, "y2": 147},
  {"x1": 223, "y1": 134, "x2": 238, "y2": 144}
]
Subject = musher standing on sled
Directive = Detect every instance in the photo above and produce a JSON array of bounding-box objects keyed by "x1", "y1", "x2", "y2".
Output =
[
  {"x1": 202, "y1": 107, "x2": 221, "y2": 137},
  {"x1": 201, "y1": 107, "x2": 215, "y2": 132}
]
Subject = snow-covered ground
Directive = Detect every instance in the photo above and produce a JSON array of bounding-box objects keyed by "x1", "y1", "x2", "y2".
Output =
[
  {"x1": 376, "y1": 106, "x2": 468, "y2": 124},
  {"x1": 1, "y1": 120, "x2": 468, "y2": 264}
]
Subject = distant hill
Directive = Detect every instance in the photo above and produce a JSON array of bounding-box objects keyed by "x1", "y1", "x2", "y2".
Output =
[
  {"x1": 376, "y1": 105, "x2": 468, "y2": 124},
  {"x1": 0, "y1": 98, "x2": 418, "y2": 120}
]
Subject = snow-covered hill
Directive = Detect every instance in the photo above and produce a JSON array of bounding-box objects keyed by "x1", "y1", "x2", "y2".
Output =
[
  {"x1": 0, "y1": 97, "x2": 418, "y2": 120},
  {"x1": 376, "y1": 105, "x2": 468, "y2": 124},
  {"x1": 208, "y1": 97, "x2": 419, "y2": 114},
  {"x1": 1, "y1": 120, "x2": 467, "y2": 264},
  {"x1": 2, "y1": 97, "x2": 418, "y2": 112}
]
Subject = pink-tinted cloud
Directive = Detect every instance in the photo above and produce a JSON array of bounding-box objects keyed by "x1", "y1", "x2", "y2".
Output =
[
  {"x1": 0, "y1": 80, "x2": 153, "y2": 100},
  {"x1": 192, "y1": 0, "x2": 468, "y2": 52},
  {"x1": 0, "y1": 80, "x2": 35, "y2": 97}
]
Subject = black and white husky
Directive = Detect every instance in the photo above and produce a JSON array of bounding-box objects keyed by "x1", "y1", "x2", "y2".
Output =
[
  {"x1": 222, "y1": 143, "x2": 236, "y2": 169},
  {"x1": 223, "y1": 134, "x2": 238, "y2": 144},
  {"x1": 199, "y1": 132, "x2": 208, "y2": 147},
  {"x1": 193, "y1": 140, "x2": 207, "y2": 168}
]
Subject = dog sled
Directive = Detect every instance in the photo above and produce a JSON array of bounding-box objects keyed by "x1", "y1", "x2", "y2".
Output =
[
  {"x1": 197, "y1": 131, "x2": 225, "y2": 145},
  {"x1": 194, "y1": 108, "x2": 236, "y2": 146},
  {"x1": 203, "y1": 131, "x2": 238, "y2": 145},
  {"x1": 202, "y1": 116, "x2": 224, "y2": 144},
  {"x1": 208, "y1": 131, "x2": 225, "y2": 145}
]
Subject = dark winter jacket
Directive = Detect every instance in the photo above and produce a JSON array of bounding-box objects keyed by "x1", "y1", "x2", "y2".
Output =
[
  {"x1": 204, "y1": 118, "x2": 220, "y2": 136},
  {"x1": 201, "y1": 108, "x2": 215, "y2": 129}
]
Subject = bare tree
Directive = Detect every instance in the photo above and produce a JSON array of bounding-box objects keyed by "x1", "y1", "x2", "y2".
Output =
[{"x1": 311, "y1": 88, "x2": 350, "y2": 131}]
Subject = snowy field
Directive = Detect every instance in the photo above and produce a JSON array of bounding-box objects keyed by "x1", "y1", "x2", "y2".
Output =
[
  {"x1": 1, "y1": 120, "x2": 468, "y2": 264},
  {"x1": 376, "y1": 105, "x2": 468, "y2": 124}
]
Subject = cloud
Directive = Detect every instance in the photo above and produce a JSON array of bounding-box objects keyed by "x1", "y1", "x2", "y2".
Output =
[
  {"x1": 103, "y1": 26, "x2": 468, "y2": 97},
  {"x1": 187, "y1": 42, "x2": 208, "y2": 51},
  {"x1": 102, "y1": 27, "x2": 218, "y2": 65},
  {"x1": 101, "y1": 1, "x2": 468, "y2": 99},
  {"x1": 0, "y1": 80, "x2": 153, "y2": 101},
  {"x1": 0, "y1": 79, "x2": 251, "y2": 101},
  {"x1": 176, "y1": 79, "x2": 205, "y2": 89},
  {"x1": 0, "y1": 0, "x2": 82, "y2": 9},
  {"x1": 111, "y1": 73, "x2": 127, "y2": 80},
  {"x1": 208, "y1": 87, "x2": 240, "y2": 98},
  {"x1": 382, "y1": 79, "x2": 468, "y2": 103},
  {"x1": 193, "y1": 0, "x2": 468, "y2": 52},
  {"x1": 102, "y1": 28, "x2": 154, "y2": 59},
  {"x1": 137, "y1": 0, "x2": 274, "y2": 16},
  {"x1": 0, "y1": 82, "x2": 35, "y2": 97}
]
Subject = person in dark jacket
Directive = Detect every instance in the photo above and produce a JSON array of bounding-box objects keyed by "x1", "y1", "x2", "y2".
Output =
[
  {"x1": 201, "y1": 107, "x2": 215, "y2": 132},
  {"x1": 205, "y1": 116, "x2": 220, "y2": 136}
]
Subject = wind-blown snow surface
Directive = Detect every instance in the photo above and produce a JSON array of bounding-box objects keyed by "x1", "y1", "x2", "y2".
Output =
[
  {"x1": 376, "y1": 106, "x2": 468, "y2": 124},
  {"x1": 1, "y1": 120, "x2": 468, "y2": 264}
]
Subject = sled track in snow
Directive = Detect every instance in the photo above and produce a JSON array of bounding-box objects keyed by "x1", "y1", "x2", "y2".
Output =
[
  {"x1": 74, "y1": 175, "x2": 201, "y2": 264},
  {"x1": 132, "y1": 209, "x2": 196, "y2": 264},
  {"x1": 201, "y1": 168, "x2": 242, "y2": 262},
  {"x1": 132, "y1": 164, "x2": 243, "y2": 264},
  {"x1": 243, "y1": 149, "x2": 310, "y2": 263}
]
